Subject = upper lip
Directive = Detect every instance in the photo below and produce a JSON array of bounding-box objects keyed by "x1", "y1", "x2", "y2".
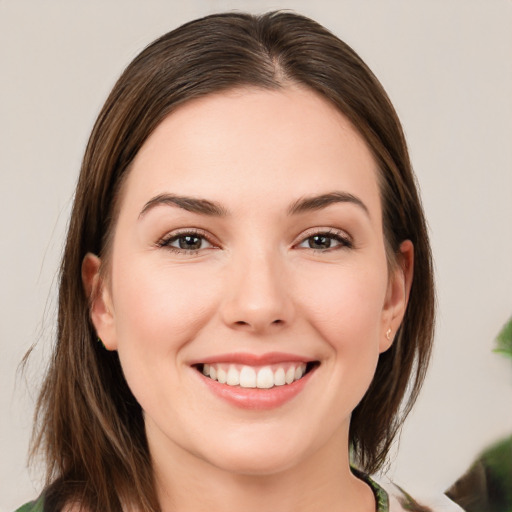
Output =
[{"x1": 189, "y1": 352, "x2": 316, "y2": 366}]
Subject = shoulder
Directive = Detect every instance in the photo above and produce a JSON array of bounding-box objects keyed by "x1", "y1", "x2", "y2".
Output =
[
  {"x1": 13, "y1": 496, "x2": 44, "y2": 512},
  {"x1": 13, "y1": 496, "x2": 86, "y2": 512},
  {"x1": 371, "y1": 476, "x2": 466, "y2": 512}
]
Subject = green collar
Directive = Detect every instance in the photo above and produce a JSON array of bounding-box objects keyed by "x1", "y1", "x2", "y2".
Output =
[
  {"x1": 17, "y1": 473, "x2": 390, "y2": 512},
  {"x1": 352, "y1": 468, "x2": 389, "y2": 512}
]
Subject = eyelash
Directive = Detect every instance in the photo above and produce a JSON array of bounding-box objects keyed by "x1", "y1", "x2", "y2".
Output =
[
  {"x1": 156, "y1": 228, "x2": 353, "y2": 255},
  {"x1": 156, "y1": 228, "x2": 217, "y2": 255},
  {"x1": 295, "y1": 228, "x2": 353, "y2": 252}
]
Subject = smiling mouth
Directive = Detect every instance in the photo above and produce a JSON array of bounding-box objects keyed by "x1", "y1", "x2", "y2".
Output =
[{"x1": 195, "y1": 361, "x2": 319, "y2": 389}]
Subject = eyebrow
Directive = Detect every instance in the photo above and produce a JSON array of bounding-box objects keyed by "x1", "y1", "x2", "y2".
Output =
[
  {"x1": 139, "y1": 193, "x2": 228, "y2": 218},
  {"x1": 139, "y1": 191, "x2": 369, "y2": 219},
  {"x1": 287, "y1": 192, "x2": 370, "y2": 217}
]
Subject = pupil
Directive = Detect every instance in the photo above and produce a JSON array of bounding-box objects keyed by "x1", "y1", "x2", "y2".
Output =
[
  {"x1": 310, "y1": 235, "x2": 331, "y2": 249},
  {"x1": 179, "y1": 235, "x2": 201, "y2": 250}
]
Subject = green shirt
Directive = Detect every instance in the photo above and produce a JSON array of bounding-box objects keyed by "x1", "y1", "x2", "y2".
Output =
[
  {"x1": 14, "y1": 495, "x2": 44, "y2": 512},
  {"x1": 14, "y1": 474, "x2": 462, "y2": 512}
]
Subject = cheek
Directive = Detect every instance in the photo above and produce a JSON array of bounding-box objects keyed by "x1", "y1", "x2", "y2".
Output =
[
  {"x1": 113, "y1": 257, "x2": 219, "y2": 340},
  {"x1": 109, "y1": 257, "x2": 220, "y2": 397},
  {"x1": 290, "y1": 259, "x2": 389, "y2": 422},
  {"x1": 298, "y1": 260, "x2": 388, "y2": 354}
]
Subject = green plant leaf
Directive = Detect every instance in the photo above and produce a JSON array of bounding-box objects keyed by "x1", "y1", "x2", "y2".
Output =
[{"x1": 494, "y1": 316, "x2": 512, "y2": 358}]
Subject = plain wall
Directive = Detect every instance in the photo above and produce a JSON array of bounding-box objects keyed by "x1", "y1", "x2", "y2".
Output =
[{"x1": 1, "y1": 1, "x2": 511, "y2": 510}]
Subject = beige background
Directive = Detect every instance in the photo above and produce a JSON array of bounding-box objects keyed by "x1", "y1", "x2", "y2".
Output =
[{"x1": 1, "y1": 1, "x2": 511, "y2": 510}]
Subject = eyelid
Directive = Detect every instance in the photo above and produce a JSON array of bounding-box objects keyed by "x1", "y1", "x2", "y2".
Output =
[
  {"x1": 155, "y1": 227, "x2": 220, "y2": 251},
  {"x1": 293, "y1": 227, "x2": 353, "y2": 250}
]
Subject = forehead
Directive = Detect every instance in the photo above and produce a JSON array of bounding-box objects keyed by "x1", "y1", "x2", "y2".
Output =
[{"x1": 120, "y1": 86, "x2": 381, "y2": 218}]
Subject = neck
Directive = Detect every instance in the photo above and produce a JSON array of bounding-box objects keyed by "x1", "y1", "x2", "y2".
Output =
[{"x1": 149, "y1": 426, "x2": 375, "y2": 512}]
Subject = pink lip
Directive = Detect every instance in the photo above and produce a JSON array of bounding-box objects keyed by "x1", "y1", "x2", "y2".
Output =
[
  {"x1": 189, "y1": 351, "x2": 313, "y2": 366},
  {"x1": 195, "y1": 364, "x2": 317, "y2": 411}
]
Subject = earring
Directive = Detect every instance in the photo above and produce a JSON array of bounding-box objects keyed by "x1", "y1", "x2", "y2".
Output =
[
  {"x1": 386, "y1": 328, "x2": 392, "y2": 341},
  {"x1": 97, "y1": 337, "x2": 106, "y2": 349}
]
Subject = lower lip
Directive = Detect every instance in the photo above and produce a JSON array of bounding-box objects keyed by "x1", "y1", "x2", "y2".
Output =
[{"x1": 198, "y1": 368, "x2": 316, "y2": 410}]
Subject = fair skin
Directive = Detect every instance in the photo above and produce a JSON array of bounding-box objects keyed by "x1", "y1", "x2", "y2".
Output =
[{"x1": 83, "y1": 86, "x2": 413, "y2": 512}]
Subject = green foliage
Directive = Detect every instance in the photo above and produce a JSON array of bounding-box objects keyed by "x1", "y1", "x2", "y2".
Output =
[{"x1": 494, "y1": 316, "x2": 512, "y2": 359}]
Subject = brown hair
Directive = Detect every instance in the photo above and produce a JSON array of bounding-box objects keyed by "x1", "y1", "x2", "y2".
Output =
[{"x1": 32, "y1": 11, "x2": 434, "y2": 511}]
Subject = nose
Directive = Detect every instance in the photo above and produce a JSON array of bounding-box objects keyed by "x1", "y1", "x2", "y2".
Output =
[{"x1": 220, "y1": 250, "x2": 294, "y2": 334}]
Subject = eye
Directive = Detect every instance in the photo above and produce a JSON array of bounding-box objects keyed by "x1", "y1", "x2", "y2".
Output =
[
  {"x1": 296, "y1": 230, "x2": 352, "y2": 251},
  {"x1": 157, "y1": 230, "x2": 215, "y2": 254}
]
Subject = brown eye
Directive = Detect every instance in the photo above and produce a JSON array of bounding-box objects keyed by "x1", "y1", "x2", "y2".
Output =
[
  {"x1": 176, "y1": 235, "x2": 203, "y2": 250},
  {"x1": 159, "y1": 231, "x2": 214, "y2": 253},
  {"x1": 297, "y1": 231, "x2": 352, "y2": 251},
  {"x1": 308, "y1": 235, "x2": 333, "y2": 250}
]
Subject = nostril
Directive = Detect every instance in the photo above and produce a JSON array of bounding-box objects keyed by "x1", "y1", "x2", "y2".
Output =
[{"x1": 231, "y1": 319, "x2": 284, "y2": 330}]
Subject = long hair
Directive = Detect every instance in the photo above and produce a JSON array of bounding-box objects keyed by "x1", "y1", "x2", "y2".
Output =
[{"x1": 32, "y1": 11, "x2": 434, "y2": 511}]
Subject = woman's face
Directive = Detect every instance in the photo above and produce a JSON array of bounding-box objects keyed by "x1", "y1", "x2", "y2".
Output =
[{"x1": 86, "y1": 86, "x2": 411, "y2": 476}]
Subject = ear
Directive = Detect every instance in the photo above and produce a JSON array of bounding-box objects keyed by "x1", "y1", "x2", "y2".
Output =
[
  {"x1": 380, "y1": 240, "x2": 414, "y2": 353},
  {"x1": 82, "y1": 253, "x2": 118, "y2": 350}
]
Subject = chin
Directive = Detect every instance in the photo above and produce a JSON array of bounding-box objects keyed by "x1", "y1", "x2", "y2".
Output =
[
  {"x1": 208, "y1": 448, "x2": 302, "y2": 477},
  {"x1": 196, "y1": 428, "x2": 316, "y2": 477}
]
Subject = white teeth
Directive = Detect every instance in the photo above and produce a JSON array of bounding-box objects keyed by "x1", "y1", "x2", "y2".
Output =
[
  {"x1": 256, "y1": 366, "x2": 274, "y2": 389},
  {"x1": 217, "y1": 367, "x2": 227, "y2": 384},
  {"x1": 274, "y1": 367, "x2": 286, "y2": 386},
  {"x1": 226, "y1": 365, "x2": 240, "y2": 386},
  {"x1": 239, "y1": 366, "x2": 257, "y2": 388},
  {"x1": 201, "y1": 362, "x2": 309, "y2": 388}
]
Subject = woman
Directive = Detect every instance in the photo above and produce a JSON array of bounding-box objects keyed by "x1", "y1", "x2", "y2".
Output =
[{"x1": 17, "y1": 11, "x2": 459, "y2": 512}]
